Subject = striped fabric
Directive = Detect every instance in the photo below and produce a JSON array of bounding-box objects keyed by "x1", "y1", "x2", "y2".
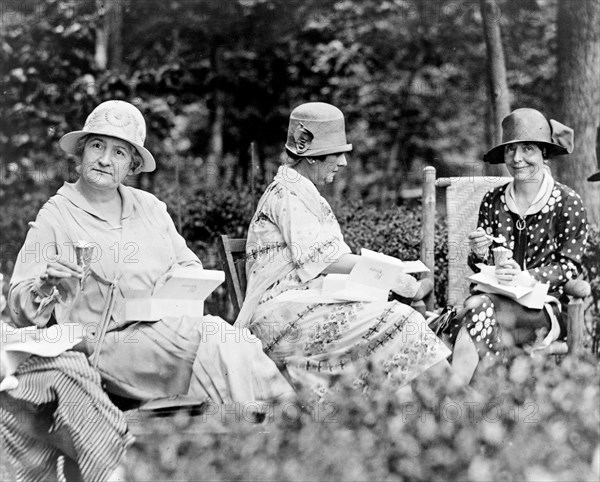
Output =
[{"x1": 0, "y1": 351, "x2": 134, "y2": 482}]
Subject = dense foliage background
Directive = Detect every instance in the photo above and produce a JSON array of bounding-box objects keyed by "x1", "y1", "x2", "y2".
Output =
[
  {"x1": 2, "y1": 0, "x2": 590, "y2": 276},
  {"x1": 1, "y1": 1, "x2": 598, "y2": 480}
]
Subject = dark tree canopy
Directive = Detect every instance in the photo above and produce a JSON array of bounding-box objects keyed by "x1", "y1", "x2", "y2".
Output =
[{"x1": 0, "y1": 0, "x2": 596, "y2": 270}]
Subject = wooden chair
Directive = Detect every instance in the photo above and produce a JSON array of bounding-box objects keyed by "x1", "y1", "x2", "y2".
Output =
[
  {"x1": 217, "y1": 235, "x2": 248, "y2": 319},
  {"x1": 420, "y1": 166, "x2": 590, "y2": 355}
]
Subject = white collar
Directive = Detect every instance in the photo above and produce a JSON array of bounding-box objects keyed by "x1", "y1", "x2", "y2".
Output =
[{"x1": 505, "y1": 173, "x2": 554, "y2": 216}]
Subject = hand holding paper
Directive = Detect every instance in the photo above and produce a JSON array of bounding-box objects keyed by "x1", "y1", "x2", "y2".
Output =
[
  {"x1": 125, "y1": 266, "x2": 223, "y2": 321},
  {"x1": 390, "y1": 273, "x2": 420, "y2": 299},
  {"x1": 469, "y1": 264, "x2": 546, "y2": 309},
  {"x1": 318, "y1": 249, "x2": 429, "y2": 303}
]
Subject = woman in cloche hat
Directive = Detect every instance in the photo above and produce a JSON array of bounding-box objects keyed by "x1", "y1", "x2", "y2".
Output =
[
  {"x1": 3, "y1": 100, "x2": 293, "y2": 481},
  {"x1": 236, "y1": 102, "x2": 471, "y2": 397},
  {"x1": 446, "y1": 108, "x2": 589, "y2": 382}
]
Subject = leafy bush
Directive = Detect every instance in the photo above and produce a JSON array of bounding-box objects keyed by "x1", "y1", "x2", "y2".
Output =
[
  {"x1": 123, "y1": 352, "x2": 600, "y2": 482},
  {"x1": 336, "y1": 200, "x2": 448, "y2": 307}
]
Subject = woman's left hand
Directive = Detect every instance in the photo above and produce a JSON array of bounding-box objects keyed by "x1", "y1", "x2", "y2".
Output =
[
  {"x1": 495, "y1": 258, "x2": 521, "y2": 285},
  {"x1": 390, "y1": 273, "x2": 419, "y2": 299}
]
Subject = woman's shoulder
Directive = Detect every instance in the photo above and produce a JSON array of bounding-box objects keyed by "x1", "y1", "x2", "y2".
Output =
[
  {"x1": 552, "y1": 180, "x2": 583, "y2": 202},
  {"x1": 480, "y1": 182, "x2": 509, "y2": 204},
  {"x1": 35, "y1": 189, "x2": 70, "y2": 220},
  {"x1": 121, "y1": 185, "x2": 166, "y2": 209},
  {"x1": 261, "y1": 179, "x2": 295, "y2": 202}
]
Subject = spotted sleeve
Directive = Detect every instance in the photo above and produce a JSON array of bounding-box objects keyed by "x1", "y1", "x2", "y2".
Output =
[{"x1": 528, "y1": 189, "x2": 588, "y2": 291}]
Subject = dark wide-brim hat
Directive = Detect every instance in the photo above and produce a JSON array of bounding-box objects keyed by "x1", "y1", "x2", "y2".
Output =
[{"x1": 483, "y1": 108, "x2": 574, "y2": 164}]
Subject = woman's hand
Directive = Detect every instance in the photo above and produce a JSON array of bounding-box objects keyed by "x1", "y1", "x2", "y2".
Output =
[
  {"x1": 495, "y1": 258, "x2": 521, "y2": 285},
  {"x1": 39, "y1": 259, "x2": 83, "y2": 290},
  {"x1": 390, "y1": 273, "x2": 420, "y2": 299},
  {"x1": 468, "y1": 227, "x2": 492, "y2": 257}
]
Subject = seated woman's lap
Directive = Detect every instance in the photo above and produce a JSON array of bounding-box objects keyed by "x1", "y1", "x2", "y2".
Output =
[
  {"x1": 448, "y1": 293, "x2": 558, "y2": 358},
  {"x1": 249, "y1": 299, "x2": 450, "y2": 389},
  {"x1": 94, "y1": 315, "x2": 205, "y2": 401},
  {"x1": 94, "y1": 315, "x2": 290, "y2": 403}
]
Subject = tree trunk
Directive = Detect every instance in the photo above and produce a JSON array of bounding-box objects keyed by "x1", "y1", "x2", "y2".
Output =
[
  {"x1": 479, "y1": 0, "x2": 510, "y2": 177},
  {"x1": 480, "y1": 0, "x2": 511, "y2": 144},
  {"x1": 206, "y1": 91, "x2": 225, "y2": 188},
  {"x1": 94, "y1": 0, "x2": 123, "y2": 70},
  {"x1": 206, "y1": 47, "x2": 225, "y2": 188},
  {"x1": 94, "y1": 0, "x2": 108, "y2": 70},
  {"x1": 386, "y1": 135, "x2": 401, "y2": 205},
  {"x1": 108, "y1": 0, "x2": 123, "y2": 70},
  {"x1": 556, "y1": 0, "x2": 600, "y2": 226}
]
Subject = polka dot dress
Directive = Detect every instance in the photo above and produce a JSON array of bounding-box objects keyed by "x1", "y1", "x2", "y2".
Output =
[
  {"x1": 467, "y1": 181, "x2": 588, "y2": 297},
  {"x1": 455, "y1": 179, "x2": 589, "y2": 358},
  {"x1": 464, "y1": 298, "x2": 502, "y2": 358}
]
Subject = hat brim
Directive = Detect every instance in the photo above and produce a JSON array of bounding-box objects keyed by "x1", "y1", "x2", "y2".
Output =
[
  {"x1": 285, "y1": 143, "x2": 353, "y2": 157},
  {"x1": 59, "y1": 131, "x2": 156, "y2": 173},
  {"x1": 483, "y1": 140, "x2": 568, "y2": 164},
  {"x1": 588, "y1": 171, "x2": 600, "y2": 182}
]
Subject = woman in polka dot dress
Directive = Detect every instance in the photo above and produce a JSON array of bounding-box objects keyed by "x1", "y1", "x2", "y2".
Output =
[{"x1": 448, "y1": 108, "x2": 589, "y2": 382}]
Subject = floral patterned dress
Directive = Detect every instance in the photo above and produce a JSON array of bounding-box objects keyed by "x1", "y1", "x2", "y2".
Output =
[
  {"x1": 448, "y1": 174, "x2": 589, "y2": 357},
  {"x1": 236, "y1": 166, "x2": 450, "y2": 396}
]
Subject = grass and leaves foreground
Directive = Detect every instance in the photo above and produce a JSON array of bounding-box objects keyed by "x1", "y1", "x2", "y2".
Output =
[{"x1": 125, "y1": 352, "x2": 599, "y2": 482}]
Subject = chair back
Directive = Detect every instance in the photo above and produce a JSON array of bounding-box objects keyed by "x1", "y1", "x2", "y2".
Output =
[
  {"x1": 217, "y1": 235, "x2": 247, "y2": 318},
  {"x1": 443, "y1": 174, "x2": 512, "y2": 307},
  {"x1": 422, "y1": 167, "x2": 511, "y2": 308}
]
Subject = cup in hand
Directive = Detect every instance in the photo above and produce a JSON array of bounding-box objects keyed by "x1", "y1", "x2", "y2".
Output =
[
  {"x1": 492, "y1": 247, "x2": 514, "y2": 285},
  {"x1": 74, "y1": 241, "x2": 94, "y2": 290},
  {"x1": 492, "y1": 247, "x2": 512, "y2": 267}
]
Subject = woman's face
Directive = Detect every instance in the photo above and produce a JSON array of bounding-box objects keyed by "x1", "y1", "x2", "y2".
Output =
[
  {"x1": 504, "y1": 142, "x2": 545, "y2": 182},
  {"x1": 308, "y1": 153, "x2": 348, "y2": 185},
  {"x1": 80, "y1": 135, "x2": 134, "y2": 190}
]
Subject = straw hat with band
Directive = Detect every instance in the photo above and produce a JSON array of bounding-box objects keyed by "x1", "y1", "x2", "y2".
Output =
[
  {"x1": 285, "y1": 102, "x2": 352, "y2": 157},
  {"x1": 59, "y1": 100, "x2": 156, "y2": 173},
  {"x1": 483, "y1": 108, "x2": 574, "y2": 164}
]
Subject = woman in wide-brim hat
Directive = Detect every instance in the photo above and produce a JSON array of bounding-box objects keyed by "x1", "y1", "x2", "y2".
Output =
[
  {"x1": 236, "y1": 102, "x2": 463, "y2": 397},
  {"x1": 447, "y1": 108, "x2": 589, "y2": 382},
  {"x1": 4, "y1": 100, "x2": 293, "y2": 481}
]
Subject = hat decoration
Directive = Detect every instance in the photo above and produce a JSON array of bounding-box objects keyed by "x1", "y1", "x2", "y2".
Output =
[{"x1": 293, "y1": 122, "x2": 314, "y2": 154}]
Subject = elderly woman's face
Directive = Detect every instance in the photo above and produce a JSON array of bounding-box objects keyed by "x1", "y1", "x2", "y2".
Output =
[
  {"x1": 80, "y1": 135, "x2": 134, "y2": 190},
  {"x1": 308, "y1": 153, "x2": 348, "y2": 185},
  {"x1": 504, "y1": 142, "x2": 545, "y2": 182}
]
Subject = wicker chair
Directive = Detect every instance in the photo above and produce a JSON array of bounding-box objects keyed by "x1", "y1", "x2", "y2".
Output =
[{"x1": 420, "y1": 166, "x2": 590, "y2": 355}]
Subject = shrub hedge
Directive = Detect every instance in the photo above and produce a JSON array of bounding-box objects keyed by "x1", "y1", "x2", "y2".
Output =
[{"x1": 123, "y1": 351, "x2": 599, "y2": 481}]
